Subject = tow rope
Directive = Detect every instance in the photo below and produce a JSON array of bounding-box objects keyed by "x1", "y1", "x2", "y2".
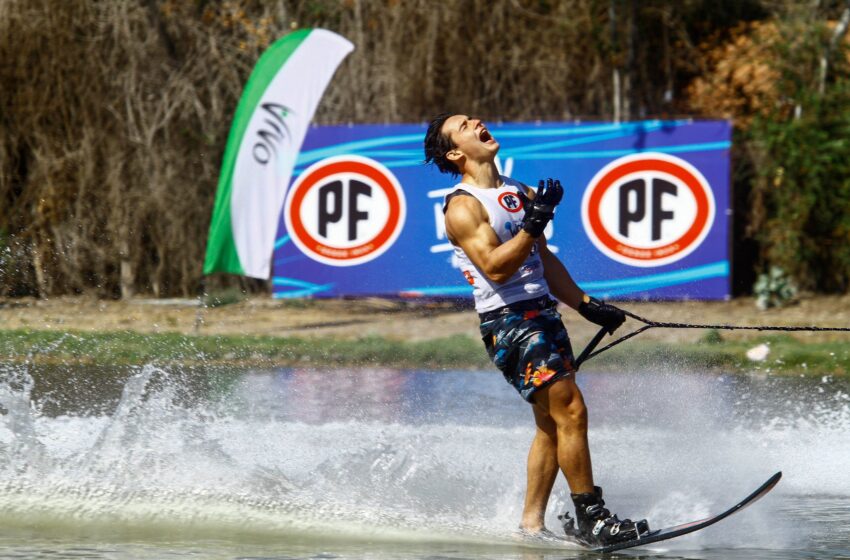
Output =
[{"x1": 574, "y1": 309, "x2": 850, "y2": 369}]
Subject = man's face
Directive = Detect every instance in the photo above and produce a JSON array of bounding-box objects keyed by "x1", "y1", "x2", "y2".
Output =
[{"x1": 441, "y1": 115, "x2": 499, "y2": 168}]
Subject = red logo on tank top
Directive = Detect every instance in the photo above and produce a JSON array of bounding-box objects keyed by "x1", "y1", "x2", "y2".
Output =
[{"x1": 498, "y1": 192, "x2": 524, "y2": 213}]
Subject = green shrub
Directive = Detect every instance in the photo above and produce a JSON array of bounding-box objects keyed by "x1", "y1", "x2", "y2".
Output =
[
  {"x1": 753, "y1": 266, "x2": 798, "y2": 309},
  {"x1": 745, "y1": 43, "x2": 850, "y2": 293}
]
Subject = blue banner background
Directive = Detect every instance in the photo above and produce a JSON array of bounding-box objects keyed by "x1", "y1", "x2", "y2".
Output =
[{"x1": 273, "y1": 120, "x2": 731, "y2": 300}]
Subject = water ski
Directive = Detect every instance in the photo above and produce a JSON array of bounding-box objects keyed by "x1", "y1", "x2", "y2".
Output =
[{"x1": 561, "y1": 472, "x2": 782, "y2": 554}]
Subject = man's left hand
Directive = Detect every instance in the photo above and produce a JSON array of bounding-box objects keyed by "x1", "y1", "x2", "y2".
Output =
[
  {"x1": 578, "y1": 295, "x2": 625, "y2": 334},
  {"x1": 519, "y1": 178, "x2": 563, "y2": 238}
]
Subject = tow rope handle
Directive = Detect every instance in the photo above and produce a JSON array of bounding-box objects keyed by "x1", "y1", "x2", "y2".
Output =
[{"x1": 574, "y1": 326, "x2": 609, "y2": 370}]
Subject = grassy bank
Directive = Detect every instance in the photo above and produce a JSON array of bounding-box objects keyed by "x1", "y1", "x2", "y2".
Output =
[
  {"x1": 0, "y1": 328, "x2": 848, "y2": 375},
  {"x1": 587, "y1": 333, "x2": 850, "y2": 376},
  {"x1": 0, "y1": 329, "x2": 492, "y2": 369}
]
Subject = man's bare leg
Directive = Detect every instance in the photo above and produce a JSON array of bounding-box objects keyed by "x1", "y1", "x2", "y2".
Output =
[
  {"x1": 532, "y1": 376, "x2": 594, "y2": 494},
  {"x1": 530, "y1": 376, "x2": 647, "y2": 544},
  {"x1": 519, "y1": 406, "x2": 559, "y2": 532}
]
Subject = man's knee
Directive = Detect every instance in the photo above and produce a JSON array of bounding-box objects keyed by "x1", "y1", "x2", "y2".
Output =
[
  {"x1": 547, "y1": 379, "x2": 588, "y2": 432},
  {"x1": 562, "y1": 396, "x2": 588, "y2": 431}
]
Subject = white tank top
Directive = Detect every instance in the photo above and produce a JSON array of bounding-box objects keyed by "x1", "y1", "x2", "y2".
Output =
[{"x1": 442, "y1": 176, "x2": 550, "y2": 313}]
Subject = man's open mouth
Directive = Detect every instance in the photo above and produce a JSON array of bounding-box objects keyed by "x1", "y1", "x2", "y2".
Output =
[{"x1": 480, "y1": 128, "x2": 493, "y2": 143}]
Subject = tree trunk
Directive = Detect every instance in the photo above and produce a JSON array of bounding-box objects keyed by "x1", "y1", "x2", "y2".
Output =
[
  {"x1": 610, "y1": 0, "x2": 621, "y2": 123},
  {"x1": 119, "y1": 237, "x2": 135, "y2": 299},
  {"x1": 30, "y1": 241, "x2": 47, "y2": 299},
  {"x1": 818, "y1": 3, "x2": 850, "y2": 95}
]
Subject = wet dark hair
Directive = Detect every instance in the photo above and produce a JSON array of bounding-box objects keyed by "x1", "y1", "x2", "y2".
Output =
[{"x1": 423, "y1": 113, "x2": 459, "y2": 176}]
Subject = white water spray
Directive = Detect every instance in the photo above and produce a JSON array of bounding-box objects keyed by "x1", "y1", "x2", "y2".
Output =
[{"x1": 0, "y1": 364, "x2": 847, "y2": 554}]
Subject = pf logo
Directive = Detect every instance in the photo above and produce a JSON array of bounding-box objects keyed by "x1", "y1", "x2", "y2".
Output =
[
  {"x1": 498, "y1": 192, "x2": 523, "y2": 213},
  {"x1": 581, "y1": 153, "x2": 715, "y2": 267},
  {"x1": 284, "y1": 155, "x2": 406, "y2": 266}
]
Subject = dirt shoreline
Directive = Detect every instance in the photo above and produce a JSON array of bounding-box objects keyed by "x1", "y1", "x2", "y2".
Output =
[{"x1": 1, "y1": 294, "x2": 849, "y2": 345}]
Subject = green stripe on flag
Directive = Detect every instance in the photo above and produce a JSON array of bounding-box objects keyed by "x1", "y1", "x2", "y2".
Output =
[{"x1": 203, "y1": 29, "x2": 312, "y2": 276}]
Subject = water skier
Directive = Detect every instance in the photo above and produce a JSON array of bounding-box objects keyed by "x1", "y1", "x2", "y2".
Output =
[{"x1": 424, "y1": 114, "x2": 649, "y2": 546}]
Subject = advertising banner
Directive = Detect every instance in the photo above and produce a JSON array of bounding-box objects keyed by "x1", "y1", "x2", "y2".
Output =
[{"x1": 273, "y1": 120, "x2": 731, "y2": 300}]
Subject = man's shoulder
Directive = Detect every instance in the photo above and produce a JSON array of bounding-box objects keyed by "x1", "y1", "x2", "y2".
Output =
[
  {"x1": 444, "y1": 190, "x2": 481, "y2": 215},
  {"x1": 442, "y1": 183, "x2": 479, "y2": 214},
  {"x1": 443, "y1": 189, "x2": 489, "y2": 233}
]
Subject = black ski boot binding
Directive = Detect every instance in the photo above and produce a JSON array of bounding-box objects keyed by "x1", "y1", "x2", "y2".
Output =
[{"x1": 560, "y1": 486, "x2": 650, "y2": 546}]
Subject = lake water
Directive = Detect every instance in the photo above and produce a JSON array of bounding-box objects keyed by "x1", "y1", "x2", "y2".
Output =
[{"x1": 0, "y1": 363, "x2": 848, "y2": 559}]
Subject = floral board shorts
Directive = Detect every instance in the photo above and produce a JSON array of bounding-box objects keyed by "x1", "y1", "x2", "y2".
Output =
[{"x1": 479, "y1": 304, "x2": 576, "y2": 402}]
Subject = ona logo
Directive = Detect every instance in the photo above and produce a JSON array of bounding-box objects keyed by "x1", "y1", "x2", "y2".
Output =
[
  {"x1": 498, "y1": 191, "x2": 524, "y2": 213},
  {"x1": 252, "y1": 102, "x2": 295, "y2": 165},
  {"x1": 284, "y1": 155, "x2": 406, "y2": 267},
  {"x1": 581, "y1": 153, "x2": 715, "y2": 267}
]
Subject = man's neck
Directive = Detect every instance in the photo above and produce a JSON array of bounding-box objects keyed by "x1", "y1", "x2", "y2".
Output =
[{"x1": 460, "y1": 160, "x2": 501, "y2": 188}]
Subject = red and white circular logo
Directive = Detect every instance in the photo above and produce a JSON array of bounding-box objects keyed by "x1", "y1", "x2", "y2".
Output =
[
  {"x1": 498, "y1": 191, "x2": 524, "y2": 213},
  {"x1": 284, "y1": 155, "x2": 406, "y2": 267},
  {"x1": 581, "y1": 153, "x2": 715, "y2": 267}
]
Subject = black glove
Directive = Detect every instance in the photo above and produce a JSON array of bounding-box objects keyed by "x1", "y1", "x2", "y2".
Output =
[
  {"x1": 578, "y1": 295, "x2": 625, "y2": 334},
  {"x1": 520, "y1": 178, "x2": 563, "y2": 238}
]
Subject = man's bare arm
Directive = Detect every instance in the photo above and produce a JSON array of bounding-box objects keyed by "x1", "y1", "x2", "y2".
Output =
[
  {"x1": 444, "y1": 195, "x2": 536, "y2": 284},
  {"x1": 538, "y1": 236, "x2": 626, "y2": 333},
  {"x1": 538, "y1": 237, "x2": 584, "y2": 309}
]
